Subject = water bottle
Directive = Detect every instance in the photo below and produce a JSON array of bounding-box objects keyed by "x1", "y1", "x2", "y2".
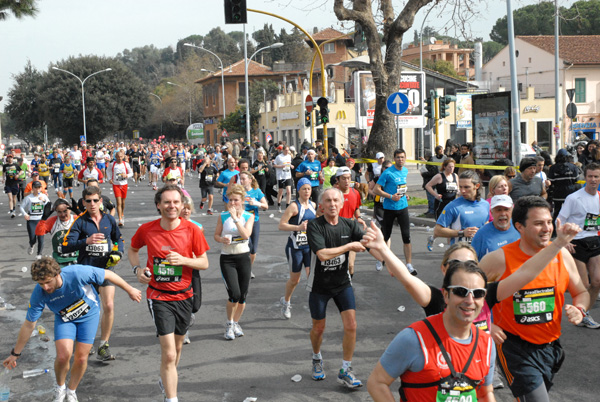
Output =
[
  {"x1": 22, "y1": 368, "x2": 49, "y2": 379},
  {"x1": 0, "y1": 369, "x2": 11, "y2": 401}
]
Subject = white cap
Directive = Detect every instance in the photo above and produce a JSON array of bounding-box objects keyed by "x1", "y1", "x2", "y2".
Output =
[
  {"x1": 491, "y1": 194, "x2": 513, "y2": 209},
  {"x1": 307, "y1": 149, "x2": 316, "y2": 155},
  {"x1": 336, "y1": 166, "x2": 352, "y2": 177},
  {"x1": 376, "y1": 152, "x2": 385, "y2": 159},
  {"x1": 290, "y1": 146, "x2": 296, "y2": 152}
]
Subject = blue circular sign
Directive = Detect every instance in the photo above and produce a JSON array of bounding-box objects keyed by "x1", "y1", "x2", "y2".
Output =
[{"x1": 386, "y1": 92, "x2": 409, "y2": 115}]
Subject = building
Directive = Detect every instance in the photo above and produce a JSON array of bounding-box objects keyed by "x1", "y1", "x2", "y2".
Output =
[{"x1": 402, "y1": 41, "x2": 474, "y2": 77}]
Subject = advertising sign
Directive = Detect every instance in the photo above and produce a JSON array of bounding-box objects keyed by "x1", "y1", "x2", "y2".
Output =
[
  {"x1": 472, "y1": 92, "x2": 512, "y2": 164},
  {"x1": 353, "y1": 71, "x2": 376, "y2": 130},
  {"x1": 186, "y1": 123, "x2": 204, "y2": 142}
]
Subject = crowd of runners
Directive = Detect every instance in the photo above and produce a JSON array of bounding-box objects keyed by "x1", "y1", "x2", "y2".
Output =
[{"x1": 1, "y1": 137, "x2": 599, "y2": 402}]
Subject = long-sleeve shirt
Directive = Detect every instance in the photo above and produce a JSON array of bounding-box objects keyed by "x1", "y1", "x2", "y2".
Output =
[{"x1": 20, "y1": 193, "x2": 50, "y2": 221}]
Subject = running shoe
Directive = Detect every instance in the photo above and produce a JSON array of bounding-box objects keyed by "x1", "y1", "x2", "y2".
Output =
[
  {"x1": 224, "y1": 323, "x2": 235, "y2": 340},
  {"x1": 66, "y1": 391, "x2": 79, "y2": 402},
  {"x1": 36, "y1": 255, "x2": 42, "y2": 260},
  {"x1": 406, "y1": 263, "x2": 418, "y2": 276},
  {"x1": 375, "y1": 261, "x2": 383, "y2": 272},
  {"x1": 278, "y1": 207, "x2": 282, "y2": 213},
  {"x1": 577, "y1": 311, "x2": 600, "y2": 329},
  {"x1": 28, "y1": 245, "x2": 35, "y2": 255},
  {"x1": 233, "y1": 322, "x2": 244, "y2": 337},
  {"x1": 337, "y1": 367, "x2": 362, "y2": 388},
  {"x1": 199, "y1": 203, "x2": 204, "y2": 210},
  {"x1": 118, "y1": 218, "x2": 123, "y2": 227},
  {"x1": 427, "y1": 235, "x2": 434, "y2": 252},
  {"x1": 97, "y1": 343, "x2": 116, "y2": 361},
  {"x1": 280, "y1": 297, "x2": 291, "y2": 319},
  {"x1": 183, "y1": 331, "x2": 191, "y2": 344},
  {"x1": 207, "y1": 209, "x2": 213, "y2": 215},
  {"x1": 11, "y1": 211, "x2": 15, "y2": 218},
  {"x1": 53, "y1": 385, "x2": 67, "y2": 402},
  {"x1": 250, "y1": 271, "x2": 256, "y2": 279},
  {"x1": 312, "y1": 359, "x2": 326, "y2": 381}
]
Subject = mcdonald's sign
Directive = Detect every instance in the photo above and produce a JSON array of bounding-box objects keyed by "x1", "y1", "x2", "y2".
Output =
[{"x1": 336, "y1": 110, "x2": 347, "y2": 120}]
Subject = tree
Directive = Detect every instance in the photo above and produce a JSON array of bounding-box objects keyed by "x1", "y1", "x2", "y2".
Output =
[
  {"x1": 490, "y1": 2, "x2": 567, "y2": 45},
  {"x1": 482, "y1": 41, "x2": 504, "y2": 64},
  {"x1": 5, "y1": 61, "x2": 45, "y2": 136},
  {"x1": 274, "y1": 27, "x2": 312, "y2": 63},
  {"x1": 0, "y1": 0, "x2": 38, "y2": 21},
  {"x1": 40, "y1": 55, "x2": 152, "y2": 145},
  {"x1": 417, "y1": 59, "x2": 463, "y2": 80},
  {"x1": 249, "y1": 79, "x2": 279, "y2": 132},
  {"x1": 253, "y1": 24, "x2": 278, "y2": 65},
  {"x1": 334, "y1": 0, "x2": 481, "y2": 157},
  {"x1": 116, "y1": 45, "x2": 176, "y2": 89}
]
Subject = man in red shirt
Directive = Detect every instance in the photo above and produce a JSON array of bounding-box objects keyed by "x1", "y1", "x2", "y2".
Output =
[
  {"x1": 128, "y1": 185, "x2": 209, "y2": 402},
  {"x1": 335, "y1": 166, "x2": 366, "y2": 276}
]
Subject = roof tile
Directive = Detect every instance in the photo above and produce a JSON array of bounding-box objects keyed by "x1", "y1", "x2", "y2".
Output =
[{"x1": 518, "y1": 35, "x2": 600, "y2": 64}]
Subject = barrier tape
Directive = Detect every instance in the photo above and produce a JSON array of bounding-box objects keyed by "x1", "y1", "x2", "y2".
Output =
[{"x1": 354, "y1": 158, "x2": 510, "y2": 171}]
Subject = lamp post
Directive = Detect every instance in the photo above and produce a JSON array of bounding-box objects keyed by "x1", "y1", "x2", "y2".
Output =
[
  {"x1": 52, "y1": 66, "x2": 112, "y2": 144},
  {"x1": 148, "y1": 93, "x2": 164, "y2": 137},
  {"x1": 244, "y1": 41, "x2": 284, "y2": 144},
  {"x1": 166, "y1": 82, "x2": 192, "y2": 126},
  {"x1": 183, "y1": 43, "x2": 226, "y2": 122}
]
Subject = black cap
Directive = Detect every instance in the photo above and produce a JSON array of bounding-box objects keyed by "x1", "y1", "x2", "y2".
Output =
[{"x1": 32, "y1": 181, "x2": 42, "y2": 188}]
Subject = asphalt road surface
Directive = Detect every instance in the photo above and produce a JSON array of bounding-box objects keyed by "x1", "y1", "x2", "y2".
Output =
[{"x1": 0, "y1": 168, "x2": 597, "y2": 401}]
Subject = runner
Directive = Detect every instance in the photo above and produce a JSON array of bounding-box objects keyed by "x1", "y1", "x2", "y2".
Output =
[
  {"x1": 128, "y1": 144, "x2": 142, "y2": 185},
  {"x1": 71, "y1": 178, "x2": 115, "y2": 216},
  {"x1": 61, "y1": 155, "x2": 78, "y2": 200},
  {"x1": 214, "y1": 184, "x2": 254, "y2": 340},
  {"x1": 16, "y1": 156, "x2": 28, "y2": 206},
  {"x1": 273, "y1": 145, "x2": 293, "y2": 213},
  {"x1": 198, "y1": 153, "x2": 218, "y2": 215},
  {"x1": 479, "y1": 196, "x2": 590, "y2": 401},
  {"x1": 424, "y1": 158, "x2": 458, "y2": 219},
  {"x1": 129, "y1": 185, "x2": 209, "y2": 402},
  {"x1": 148, "y1": 144, "x2": 163, "y2": 190},
  {"x1": 37, "y1": 155, "x2": 51, "y2": 185},
  {"x1": 368, "y1": 160, "x2": 392, "y2": 271},
  {"x1": 295, "y1": 149, "x2": 323, "y2": 204},
  {"x1": 373, "y1": 149, "x2": 416, "y2": 275},
  {"x1": 250, "y1": 149, "x2": 269, "y2": 197},
  {"x1": 107, "y1": 150, "x2": 133, "y2": 227},
  {"x1": 2, "y1": 257, "x2": 141, "y2": 402},
  {"x1": 50, "y1": 149, "x2": 63, "y2": 193},
  {"x1": 77, "y1": 157, "x2": 103, "y2": 188},
  {"x1": 20, "y1": 180, "x2": 50, "y2": 258},
  {"x1": 240, "y1": 171, "x2": 268, "y2": 278},
  {"x1": 95, "y1": 147, "x2": 107, "y2": 178},
  {"x1": 215, "y1": 157, "x2": 239, "y2": 204},
  {"x1": 69, "y1": 145, "x2": 83, "y2": 179},
  {"x1": 3, "y1": 153, "x2": 22, "y2": 218},
  {"x1": 24, "y1": 171, "x2": 48, "y2": 196},
  {"x1": 278, "y1": 178, "x2": 316, "y2": 319},
  {"x1": 306, "y1": 187, "x2": 375, "y2": 389},
  {"x1": 62, "y1": 185, "x2": 124, "y2": 361},
  {"x1": 176, "y1": 143, "x2": 187, "y2": 173},
  {"x1": 471, "y1": 195, "x2": 520, "y2": 260},
  {"x1": 162, "y1": 158, "x2": 184, "y2": 187},
  {"x1": 35, "y1": 199, "x2": 79, "y2": 267}
]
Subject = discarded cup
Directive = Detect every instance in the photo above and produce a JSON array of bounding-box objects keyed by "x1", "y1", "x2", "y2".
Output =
[
  {"x1": 291, "y1": 374, "x2": 302, "y2": 382},
  {"x1": 37, "y1": 325, "x2": 46, "y2": 335},
  {"x1": 397, "y1": 306, "x2": 405, "y2": 312},
  {"x1": 243, "y1": 398, "x2": 257, "y2": 402},
  {"x1": 269, "y1": 214, "x2": 274, "y2": 218},
  {"x1": 21, "y1": 267, "x2": 27, "y2": 273},
  {"x1": 409, "y1": 223, "x2": 415, "y2": 227}
]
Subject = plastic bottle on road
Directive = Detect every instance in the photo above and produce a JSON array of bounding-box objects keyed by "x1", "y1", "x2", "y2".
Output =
[
  {"x1": 0, "y1": 368, "x2": 11, "y2": 401},
  {"x1": 22, "y1": 369, "x2": 49, "y2": 379}
]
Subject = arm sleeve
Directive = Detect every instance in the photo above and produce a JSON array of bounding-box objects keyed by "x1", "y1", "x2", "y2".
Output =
[
  {"x1": 20, "y1": 197, "x2": 30, "y2": 216},
  {"x1": 379, "y1": 328, "x2": 425, "y2": 379},
  {"x1": 484, "y1": 281, "x2": 500, "y2": 310}
]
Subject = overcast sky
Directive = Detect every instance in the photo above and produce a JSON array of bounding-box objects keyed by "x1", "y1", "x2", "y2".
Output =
[{"x1": 0, "y1": 0, "x2": 576, "y2": 112}]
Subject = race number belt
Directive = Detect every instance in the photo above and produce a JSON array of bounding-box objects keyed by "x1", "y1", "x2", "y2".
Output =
[
  {"x1": 513, "y1": 286, "x2": 555, "y2": 325},
  {"x1": 85, "y1": 240, "x2": 109, "y2": 257},
  {"x1": 59, "y1": 299, "x2": 90, "y2": 322},
  {"x1": 153, "y1": 257, "x2": 183, "y2": 282},
  {"x1": 295, "y1": 231, "x2": 308, "y2": 247}
]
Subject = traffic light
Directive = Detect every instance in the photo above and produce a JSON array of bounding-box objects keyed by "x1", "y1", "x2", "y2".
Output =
[
  {"x1": 240, "y1": 113, "x2": 247, "y2": 131},
  {"x1": 314, "y1": 109, "x2": 322, "y2": 126},
  {"x1": 424, "y1": 93, "x2": 435, "y2": 120},
  {"x1": 305, "y1": 110, "x2": 312, "y2": 127},
  {"x1": 316, "y1": 97, "x2": 329, "y2": 124},
  {"x1": 439, "y1": 95, "x2": 456, "y2": 119},
  {"x1": 224, "y1": 0, "x2": 247, "y2": 24}
]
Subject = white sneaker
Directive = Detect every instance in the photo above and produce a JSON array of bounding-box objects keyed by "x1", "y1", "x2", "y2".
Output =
[
  {"x1": 66, "y1": 391, "x2": 79, "y2": 402},
  {"x1": 375, "y1": 261, "x2": 383, "y2": 272},
  {"x1": 36, "y1": 254, "x2": 42, "y2": 260},
  {"x1": 278, "y1": 207, "x2": 283, "y2": 213},
  {"x1": 53, "y1": 385, "x2": 67, "y2": 402},
  {"x1": 28, "y1": 245, "x2": 35, "y2": 255},
  {"x1": 280, "y1": 297, "x2": 292, "y2": 319},
  {"x1": 233, "y1": 322, "x2": 244, "y2": 337},
  {"x1": 183, "y1": 331, "x2": 191, "y2": 344},
  {"x1": 406, "y1": 263, "x2": 418, "y2": 276},
  {"x1": 224, "y1": 323, "x2": 235, "y2": 340}
]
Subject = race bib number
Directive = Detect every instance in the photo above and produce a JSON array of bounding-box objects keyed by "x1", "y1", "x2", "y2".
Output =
[
  {"x1": 436, "y1": 387, "x2": 477, "y2": 402},
  {"x1": 153, "y1": 257, "x2": 183, "y2": 282},
  {"x1": 54, "y1": 164, "x2": 61, "y2": 173},
  {"x1": 446, "y1": 182, "x2": 458, "y2": 192},
  {"x1": 396, "y1": 184, "x2": 407, "y2": 195},
  {"x1": 259, "y1": 169, "x2": 265, "y2": 175},
  {"x1": 85, "y1": 241, "x2": 109, "y2": 257},
  {"x1": 116, "y1": 173, "x2": 125, "y2": 181},
  {"x1": 283, "y1": 163, "x2": 291, "y2": 172},
  {"x1": 205, "y1": 174, "x2": 214, "y2": 183},
  {"x1": 31, "y1": 202, "x2": 44, "y2": 215},
  {"x1": 583, "y1": 213, "x2": 600, "y2": 232},
  {"x1": 295, "y1": 231, "x2": 308, "y2": 247},
  {"x1": 40, "y1": 166, "x2": 48, "y2": 172},
  {"x1": 7, "y1": 168, "x2": 16, "y2": 179},
  {"x1": 132, "y1": 157, "x2": 139, "y2": 163},
  {"x1": 74, "y1": 159, "x2": 81, "y2": 165},
  {"x1": 59, "y1": 299, "x2": 90, "y2": 322},
  {"x1": 321, "y1": 254, "x2": 346, "y2": 271},
  {"x1": 310, "y1": 172, "x2": 318, "y2": 180},
  {"x1": 230, "y1": 235, "x2": 246, "y2": 245},
  {"x1": 513, "y1": 287, "x2": 555, "y2": 325}
]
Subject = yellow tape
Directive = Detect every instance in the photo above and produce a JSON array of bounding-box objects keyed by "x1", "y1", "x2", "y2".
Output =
[{"x1": 355, "y1": 158, "x2": 511, "y2": 171}]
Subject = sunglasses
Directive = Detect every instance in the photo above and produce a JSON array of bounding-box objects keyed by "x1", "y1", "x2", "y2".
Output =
[
  {"x1": 84, "y1": 198, "x2": 101, "y2": 204},
  {"x1": 507, "y1": 175, "x2": 516, "y2": 178},
  {"x1": 446, "y1": 286, "x2": 487, "y2": 299}
]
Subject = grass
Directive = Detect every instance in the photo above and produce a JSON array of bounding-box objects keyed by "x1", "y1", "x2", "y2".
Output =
[{"x1": 362, "y1": 196, "x2": 428, "y2": 209}]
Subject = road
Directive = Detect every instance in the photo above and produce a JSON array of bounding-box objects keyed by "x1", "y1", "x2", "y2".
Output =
[{"x1": 0, "y1": 167, "x2": 596, "y2": 401}]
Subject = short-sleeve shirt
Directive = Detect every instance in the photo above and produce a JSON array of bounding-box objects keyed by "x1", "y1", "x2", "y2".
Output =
[
  {"x1": 244, "y1": 188, "x2": 265, "y2": 222},
  {"x1": 509, "y1": 175, "x2": 544, "y2": 202},
  {"x1": 217, "y1": 169, "x2": 240, "y2": 202},
  {"x1": 296, "y1": 160, "x2": 322, "y2": 187},
  {"x1": 3, "y1": 162, "x2": 22, "y2": 185},
  {"x1": 275, "y1": 154, "x2": 292, "y2": 180},
  {"x1": 130, "y1": 218, "x2": 209, "y2": 301},
  {"x1": 26, "y1": 265, "x2": 105, "y2": 323},
  {"x1": 200, "y1": 165, "x2": 218, "y2": 188},
  {"x1": 436, "y1": 197, "x2": 489, "y2": 244},
  {"x1": 377, "y1": 165, "x2": 408, "y2": 210},
  {"x1": 340, "y1": 188, "x2": 361, "y2": 219},
  {"x1": 471, "y1": 221, "x2": 521, "y2": 260},
  {"x1": 307, "y1": 216, "x2": 365, "y2": 295},
  {"x1": 557, "y1": 187, "x2": 600, "y2": 240}
]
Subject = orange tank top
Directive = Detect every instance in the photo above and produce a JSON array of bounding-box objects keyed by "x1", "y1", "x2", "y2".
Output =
[{"x1": 495, "y1": 240, "x2": 568, "y2": 344}]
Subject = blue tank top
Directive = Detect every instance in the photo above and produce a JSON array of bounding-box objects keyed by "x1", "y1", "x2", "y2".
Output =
[
  {"x1": 149, "y1": 152, "x2": 161, "y2": 167},
  {"x1": 288, "y1": 200, "x2": 317, "y2": 249},
  {"x1": 177, "y1": 150, "x2": 185, "y2": 162}
]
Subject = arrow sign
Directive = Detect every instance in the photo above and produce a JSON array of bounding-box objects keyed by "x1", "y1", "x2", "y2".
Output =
[{"x1": 386, "y1": 92, "x2": 409, "y2": 115}]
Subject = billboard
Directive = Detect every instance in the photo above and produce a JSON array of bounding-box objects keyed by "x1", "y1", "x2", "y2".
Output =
[
  {"x1": 353, "y1": 71, "x2": 376, "y2": 130},
  {"x1": 186, "y1": 123, "x2": 204, "y2": 142},
  {"x1": 456, "y1": 90, "x2": 488, "y2": 129},
  {"x1": 472, "y1": 92, "x2": 512, "y2": 164}
]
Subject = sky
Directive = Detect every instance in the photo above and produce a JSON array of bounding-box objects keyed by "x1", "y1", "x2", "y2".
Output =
[{"x1": 0, "y1": 0, "x2": 577, "y2": 112}]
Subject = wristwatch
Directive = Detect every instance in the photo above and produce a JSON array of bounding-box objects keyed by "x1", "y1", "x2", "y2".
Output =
[
  {"x1": 233, "y1": 218, "x2": 240, "y2": 224},
  {"x1": 458, "y1": 230, "x2": 464, "y2": 238},
  {"x1": 11, "y1": 348, "x2": 21, "y2": 357},
  {"x1": 132, "y1": 265, "x2": 141, "y2": 275}
]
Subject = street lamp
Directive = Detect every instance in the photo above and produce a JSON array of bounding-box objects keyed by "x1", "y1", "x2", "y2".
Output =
[
  {"x1": 244, "y1": 42, "x2": 284, "y2": 143},
  {"x1": 52, "y1": 66, "x2": 112, "y2": 144},
  {"x1": 183, "y1": 43, "x2": 226, "y2": 123},
  {"x1": 148, "y1": 93, "x2": 164, "y2": 137},
  {"x1": 166, "y1": 81, "x2": 192, "y2": 126}
]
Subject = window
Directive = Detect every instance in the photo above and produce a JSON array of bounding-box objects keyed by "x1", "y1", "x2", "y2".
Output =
[
  {"x1": 536, "y1": 121, "x2": 552, "y2": 151},
  {"x1": 323, "y1": 43, "x2": 335, "y2": 54},
  {"x1": 520, "y1": 122, "x2": 527, "y2": 144},
  {"x1": 238, "y1": 82, "x2": 246, "y2": 104},
  {"x1": 575, "y1": 78, "x2": 586, "y2": 103}
]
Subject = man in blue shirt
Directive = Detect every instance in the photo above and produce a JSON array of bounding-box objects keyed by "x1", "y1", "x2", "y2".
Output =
[
  {"x1": 215, "y1": 157, "x2": 240, "y2": 203},
  {"x1": 374, "y1": 149, "x2": 416, "y2": 275},
  {"x1": 433, "y1": 170, "x2": 489, "y2": 245},
  {"x1": 2, "y1": 257, "x2": 141, "y2": 402},
  {"x1": 471, "y1": 195, "x2": 520, "y2": 260},
  {"x1": 295, "y1": 149, "x2": 323, "y2": 203}
]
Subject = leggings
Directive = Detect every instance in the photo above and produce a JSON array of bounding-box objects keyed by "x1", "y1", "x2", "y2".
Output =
[
  {"x1": 26, "y1": 219, "x2": 44, "y2": 254},
  {"x1": 381, "y1": 208, "x2": 411, "y2": 244},
  {"x1": 220, "y1": 252, "x2": 251, "y2": 303}
]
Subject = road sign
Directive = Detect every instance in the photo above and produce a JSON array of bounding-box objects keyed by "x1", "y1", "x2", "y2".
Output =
[
  {"x1": 305, "y1": 95, "x2": 313, "y2": 113},
  {"x1": 221, "y1": 129, "x2": 228, "y2": 137},
  {"x1": 566, "y1": 103, "x2": 577, "y2": 119},
  {"x1": 386, "y1": 92, "x2": 409, "y2": 115}
]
